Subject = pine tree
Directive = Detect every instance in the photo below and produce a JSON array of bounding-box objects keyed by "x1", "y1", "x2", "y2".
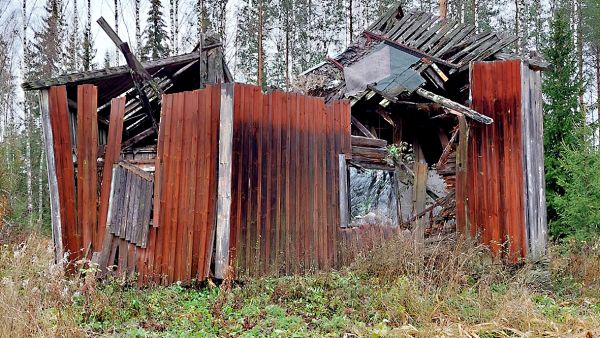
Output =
[
  {"x1": 235, "y1": 0, "x2": 268, "y2": 86},
  {"x1": 30, "y1": 0, "x2": 63, "y2": 79},
  {"x1": 140, "y1": 0, "x2": 170, "y2": 61},
  {"x1": 135, "y1": 0, "x2": 142, "y2": 55},
  {"x1": 81, "y1": 0, "x2": 95, "y2": 71},
  {"x1": 543, "y1": 3, "x2": 585, "y2": 236},
  {"x1": 66, "y1": 0, "x2": 80, "y2": 72}
]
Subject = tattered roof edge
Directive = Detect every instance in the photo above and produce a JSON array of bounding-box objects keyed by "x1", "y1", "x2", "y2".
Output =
[{"x1": 22, "y1": 32, "x2": 230, "y2": 91}]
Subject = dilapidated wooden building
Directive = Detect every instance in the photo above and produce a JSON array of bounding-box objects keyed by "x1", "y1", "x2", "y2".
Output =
[{"x1": 23, "y1": 5, "x2": 547, "y2": 285}]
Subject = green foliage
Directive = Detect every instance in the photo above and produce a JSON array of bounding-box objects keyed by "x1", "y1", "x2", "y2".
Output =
[
  {"x1": 140, "y1": 0, "x2": 170, "y2": 61},
  {"x1": 542, "y1": 3, "x2": 586, "y2": 238},
  {"x1": 583, "y1": 0, "x2": 600, "y2": 46},
  {"x1": 552, "y1": 145, "x2": 600, "y2": 238}
]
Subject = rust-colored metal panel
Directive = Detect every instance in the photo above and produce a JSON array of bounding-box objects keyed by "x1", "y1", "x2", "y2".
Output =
[
  {"x1": 137, "y1": 86, "x2": 220, "y2": 285},
  {"x1": 48, "y1": 86, "x2": 79, "y2": 262},
  {"x1": 77, "y1": 84, "x2": 99, "y2": 256},
  {"x1": 97, "y1": 97, "x2": 126, "y2": 251},
  {"x1": 227, "y1": 84, "x2": 351, "y2": 279},
  {"x1": 468, "y1": 60, "x2": 527, "y2": 261}
]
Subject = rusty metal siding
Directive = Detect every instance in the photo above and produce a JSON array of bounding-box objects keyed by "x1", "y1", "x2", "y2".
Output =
[
  {"x1": 141, "y1": 87, "x2": 220, "y2": 285},
  {"x1": 77, "y1": 84, "x2": 99, "y2": 255},
  {"x1": 467, "y1": 60, "x2": 527, "y2": 261},
  {"x1": 48, "y1": 86, "x2": 79, "y2": 261},
  {"x1": 49, "y1": 83, "x2": 356, "y2": 284},
  {"x1": 228, "y1": 84, "x2": 351, "y2": 278}
]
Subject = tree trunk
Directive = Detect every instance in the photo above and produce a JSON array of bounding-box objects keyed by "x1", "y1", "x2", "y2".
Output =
[
  {"x1": 23, "y1": 0, "x2": 33, "y2": 226},
  {"x1": 576, "y1": 0, "x2": 584, "y2": 113},
  {"x1": 284, "y1": 1, "x2": 290, "y2": 90},
  {"x1": 197, "y1": 0, "x2": 204, "y2": 36},
  {"x1": 348, "y1": 0, "x2": 353, "y2": 44},
  {"x1": 114, "y1": 0, "x2": 119, "y2": 65},
  {"x1": 38, "y1": 138, "x2": 45, "y2": 226},
  {"x1": 135, "y1": 0, "x2": 141, "y2": 53},
  {"x1": 257, "y1": 0, "x2": 264, "y2": 88},
  {"x1": 439, "y1": 0, "x2": 447, "y2": 19},
  {"x1": 597, "y1": 46, "x2": 600, "y2": 143},
  {"x1": 174, "y1": 0, "x2": 179, "y2": 54},
  {"x1": 515, "y1": 0, "x2": 521, "y2": 53}
]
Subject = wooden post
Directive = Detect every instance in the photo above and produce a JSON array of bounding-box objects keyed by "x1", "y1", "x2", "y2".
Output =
[
  {"x1": 338, "y1": 154, "x2": 350, "y2": 228},
  {"x1": 412, "y1": 139, "x2": 427, "y2": 248},
  {"x1": 455, "y1": 115, "x2": 470, "y2": 236},
  {"x1": 39, "y1": 89, "x2": 63, "y2": 262},
  {"x1": 215, "y1": 83, "x2": 234, "y2": 279}
]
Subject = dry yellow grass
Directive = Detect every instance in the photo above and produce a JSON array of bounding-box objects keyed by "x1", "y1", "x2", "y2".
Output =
[
  {"x1": 0, "y1": 229, "x2": 598, "y2": 337},
  {"x1": 0, "y1": 231, "x2": 85, "y2": 337}
]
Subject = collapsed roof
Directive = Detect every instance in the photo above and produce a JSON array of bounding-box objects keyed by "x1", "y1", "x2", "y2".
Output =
[
  {"x1": 22, "y1": 33, "x2": 232, "y2": 148},
  {"x1": 298, "y1": 6, "x2": 547, "y2": 119}
]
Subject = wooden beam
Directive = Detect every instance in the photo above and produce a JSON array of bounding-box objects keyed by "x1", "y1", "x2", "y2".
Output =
[
  {"x1": 39, "y1": 89, "x2": 64, "y2": 262},
  {"x1": 412, "y1": 141, "x2": 427, "y2": 247},
  {"x1": 339, "y1": 155, "x2": 350, "y2": 228},
  {"x1": 351, "y1": 135, "x2": 388, "y2": 148},
  {"x1": 121, "y1": 127, "x2": 155, "y2": 150},
  {"x1": 351, "y1": 115, "x2": 377, "y2": 138},
  {"x1": 415, "y1": 87, "x2": 493, "y2": 124},
  {"x1": 23, "y1": 51, "x2": 206, "y2": 91},
  {"x1": 97, "y1": 17, "x2": 160, "y2": 133},
  {"x1": 215, "y1": 83, "x2": 234, "y2": 279}
]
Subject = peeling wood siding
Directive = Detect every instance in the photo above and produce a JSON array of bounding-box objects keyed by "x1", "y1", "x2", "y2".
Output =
[{"x1": 520, "y1": 63, "x2": 547, "y2": 258}]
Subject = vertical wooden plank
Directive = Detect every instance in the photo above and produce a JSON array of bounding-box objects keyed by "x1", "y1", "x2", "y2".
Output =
[
  {"x1": 97, "y1": 97, "x2": 126, "y2": 252},
  {"x1": 196, "y1": 88, "x2": 210, "y2": 279},
  {"x1": 203, "y1": 84, "x2": 221, "y2": 278},
  {"x1": 455, "y1": 115, "x2": 469, "y2": 235},
  {"x1": 77, "y1": 84, "x2": 99, "y2": 256},
  {"x1": 412, "y1": 142, "x2": 427, "y2": 248},
  {"x1": 215, "y1": 83, "x2": 234, "y2": 279},
  {"x1": 40, "y1": 89, "x2": 63, "y2": 261},
  {"x1": 338, "y1": 155, "x2": 350, "y2": 230}
]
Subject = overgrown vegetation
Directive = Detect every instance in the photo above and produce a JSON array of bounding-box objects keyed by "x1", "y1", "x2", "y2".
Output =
[{"x1": 1, "y1": 229, "x2": 598, "y2": 337}]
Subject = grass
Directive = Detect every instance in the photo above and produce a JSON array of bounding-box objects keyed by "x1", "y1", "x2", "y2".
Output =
[{"x1": 0, "y1": 229, "x2": 599, "y2": 337}]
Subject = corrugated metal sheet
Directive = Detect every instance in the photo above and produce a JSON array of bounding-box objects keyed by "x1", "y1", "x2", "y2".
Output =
[
  {"x1": 48, "y1": 86, "x2": 79, "y2": 262},
  {"x1": 76, "y1": 85, "x2": 99, "y2": 254},
  {"x1": 142, "y1": 87, "x2": 220, "y2": 284},
  {"x1": 47, "y1": 83, "x2": 378, "y2": 283},
  {"x1": 466, "y1": 60, "x2": 527, "y2": 261},
  {"x1": 228, "y1": 84, "x2": 351, "y2": 278},
  {"x1": 97, "y1": 97, "x2": 126, "y2": 250}
]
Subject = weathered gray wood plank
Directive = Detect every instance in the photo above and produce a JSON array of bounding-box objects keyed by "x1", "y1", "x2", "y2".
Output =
[{"x1": 215, "y1": 83, "x2": 234, "y2": 279}]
